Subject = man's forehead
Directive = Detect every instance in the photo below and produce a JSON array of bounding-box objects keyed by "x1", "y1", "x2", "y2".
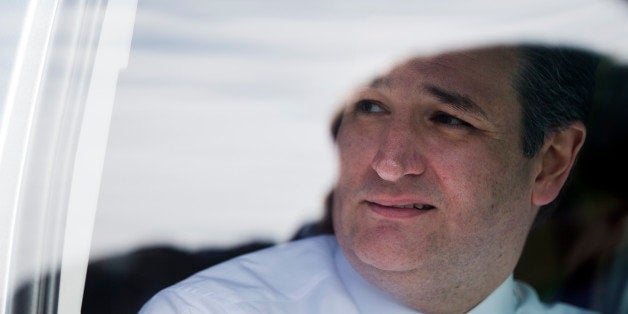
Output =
[
  {"x1": 365, "y1": 47, "x2": 520, "y2": 99},
  {"x1": 416, "y1": 46, "x2": 520, "y2": 69},
  {"x1": 382, "y1": 47, "x2": 520, "y2": 82}
]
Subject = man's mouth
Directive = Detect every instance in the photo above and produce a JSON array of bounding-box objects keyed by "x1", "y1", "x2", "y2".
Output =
[
  {"x1": 366, "y1": 200, "x2": 436, "y2": 218},
  {"x1": 385, "y1": 203, "x2": 435, "y2": 211},
  {"x1": 366, "y1": 201, "x2": 435, "y2": 210}
]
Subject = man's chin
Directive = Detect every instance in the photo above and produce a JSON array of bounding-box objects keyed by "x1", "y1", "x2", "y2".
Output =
[{"x1": 350, "y1": 232, "x2": 425, "y2": 273}]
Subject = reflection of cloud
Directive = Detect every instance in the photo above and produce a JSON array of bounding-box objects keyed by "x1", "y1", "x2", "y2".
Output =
[
  {"x1": 93, "y1": 0, "x2": 628, "y2": 258},
  {"x1": 130, "y1": 0, "x2": 628, "y2": 58},
  {"x1": 119, "y1": 52, "x2": 362, "y2": 111}
]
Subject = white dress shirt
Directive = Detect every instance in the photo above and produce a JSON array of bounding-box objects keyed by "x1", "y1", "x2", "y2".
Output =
[{"x1": 140, "y1": 235, "x2": 597, "y2": 313}]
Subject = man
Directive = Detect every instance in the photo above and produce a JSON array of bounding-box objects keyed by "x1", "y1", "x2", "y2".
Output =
[{"x1": 141, "y1": 44, "x2": 600, "y2": 313}]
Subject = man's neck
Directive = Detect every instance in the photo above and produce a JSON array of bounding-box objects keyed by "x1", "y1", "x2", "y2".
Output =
[{"x1": 341, "y1": 249, "x2": 513, "y2": 314}]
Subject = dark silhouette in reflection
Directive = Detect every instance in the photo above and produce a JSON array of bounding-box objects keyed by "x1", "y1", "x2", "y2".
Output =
[{"x1": 82, "y1": 241, "x2": 274, "y2": 313}]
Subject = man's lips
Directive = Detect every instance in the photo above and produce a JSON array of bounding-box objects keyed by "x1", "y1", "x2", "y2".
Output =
[
  {"x1": 365, "y1": 200, "x2": 435, "y2": 219},
  {"x1": 366, "y1": 197, "x2": 436, "y2": 210}
]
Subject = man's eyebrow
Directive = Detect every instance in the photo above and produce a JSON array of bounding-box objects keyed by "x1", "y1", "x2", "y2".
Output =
[{"x1": 425, "y1": 85, "x2": 487, "y2": 119}]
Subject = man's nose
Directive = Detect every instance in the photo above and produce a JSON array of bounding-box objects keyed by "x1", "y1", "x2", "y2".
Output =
[{"x1": 370, "y1": 124, "x2": 426, "y2": 182}]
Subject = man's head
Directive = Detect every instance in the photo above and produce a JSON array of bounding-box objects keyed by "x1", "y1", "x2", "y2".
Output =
[{"x1": 329, "y1": 45, "x2": 597, "y2": 312}]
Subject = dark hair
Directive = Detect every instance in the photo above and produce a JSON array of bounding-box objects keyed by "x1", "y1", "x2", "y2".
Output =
[{"x1": 515, "y1": 44, "x2": 600, "y2": 158}]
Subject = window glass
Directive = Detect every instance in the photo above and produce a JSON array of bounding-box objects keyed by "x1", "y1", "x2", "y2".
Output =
[
  {"x1": 92, "y1": 0, "x2": 628, "y2": 259},
  {"x1": 5, "y1": 0, "x2": 626, "y2": 313}
]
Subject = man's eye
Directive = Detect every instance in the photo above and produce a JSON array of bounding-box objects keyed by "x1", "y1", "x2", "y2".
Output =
[
  {"x1": 431, "y1": 112, "x2": 473, "y2": 128},
  {"x1": 355, "y1": 100, "x2": 385, "y2": 113}
]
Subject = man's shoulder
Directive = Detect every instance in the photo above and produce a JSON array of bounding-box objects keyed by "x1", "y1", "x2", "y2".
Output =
[
  {"x1": 140, "y1": 235, "x2": 349, "y2": 313},
  {"x1": 514, "y1": 280, "x2": 599, "y2": 314},
  {"x1": 181, "y1": 234, "x2": 340, "y2": 292}
]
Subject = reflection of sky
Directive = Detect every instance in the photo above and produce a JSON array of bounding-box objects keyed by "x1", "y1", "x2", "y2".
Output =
[
  {"x1": 2, "y1": 1, "x2": 627, "y2": 259},
  {"x1": 0, "y1": 2, "x2": 29, "y2": 113}
]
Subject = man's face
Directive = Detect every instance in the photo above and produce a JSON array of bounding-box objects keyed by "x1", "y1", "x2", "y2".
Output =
[{"x1": 333, "y1": 48, "x2": 542, "y2": 284}]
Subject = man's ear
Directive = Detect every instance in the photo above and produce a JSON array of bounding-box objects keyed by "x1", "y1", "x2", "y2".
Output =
[{"x1": 532, "y1": 121, "x2": 586, "y2": 206}]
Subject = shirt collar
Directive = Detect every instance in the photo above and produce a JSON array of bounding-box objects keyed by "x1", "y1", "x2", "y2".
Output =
[{"x1": 467, "y1": 275, "x2": 517, "y2": 314}]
